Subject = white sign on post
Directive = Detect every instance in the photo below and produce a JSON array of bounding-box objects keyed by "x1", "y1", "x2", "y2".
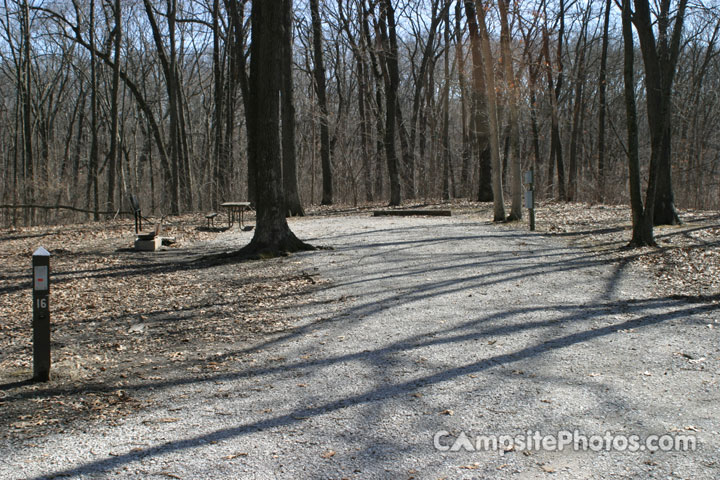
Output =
[{"x1": 34, "y1": 266, "x2": 48, "y2": 291}]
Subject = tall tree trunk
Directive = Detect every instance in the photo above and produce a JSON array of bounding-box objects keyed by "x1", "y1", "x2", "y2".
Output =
[
  {"x1": 441, "y1": 0, "x2": 451, "y2": 201},
  {"x1": 475, "y1": 0, "x2": 505, "y2": 221},
  {"x1": 379, "y1": 0, "x2": 402, "y2": 206},
  {"x1": 542, "y1": 0, "x2": 566, "y2": 200},
  {"x1": 167, "y1": 0, "x2": 181, "y2": 213},
  {"x1": 623, "y1": 0, "x2": 656, "y2": 246},
  {"x1": 464, "y1": 1, "x2": 492, "y2": 202},
  {"x1": 106, "y1": 0, "x2": 122, "y2": 214},
  {"x1": 212, "y1": 0, "x2": 225, "y2": 208},
  {"x1": 310, "y1": 0, "x2": 333, "y2": 205},
  {"x1": 632, "y1": 0, "x2": 686, "y2": 226},
  {"x1": 281, "y1": 0, "x2": 304, "y2": 216},
  {"x1": 226, "y1": 0, "x2": 249, "y2": 204},
  {"x1": 597, "y1": 0, "x2": 611, "y2": 202},
  {"x1": 567, "y1": 6, "x2": 590, "y2": 202},
  {"x1": 21, "y1": 0, "x2": 34, "y2": 223},
  {"x1": 455, "y1": 0, "x2": 472, "y2": 198},
  {"x1": 337, "y1": 0, "x2": 373, "y2": 202},
  {"x1": 88, "y1": 0, "x2": 100, "y2": 220},
  {"x1": 498, "y1": 0, "x2": 522, "y2": 220},
  {"x1": 358, "y1": 52, "x2": 373, "y2": 203},
  {"x1": 240, "y1": 0, "x2": 313, "y2": 255}
]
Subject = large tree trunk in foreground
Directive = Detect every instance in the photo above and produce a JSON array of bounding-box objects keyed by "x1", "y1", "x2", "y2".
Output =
[{"x1": 240, "y1": 0, "x2": 313, "y2": 256}]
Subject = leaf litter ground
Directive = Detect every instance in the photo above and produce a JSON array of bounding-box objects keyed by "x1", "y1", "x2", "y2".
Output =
[
  {"x1": 0, "y1": 213, "x2": 323, "y2": 440},
  {"x1": 0, "y1": 202, "x2": 718, "y2": 442}
]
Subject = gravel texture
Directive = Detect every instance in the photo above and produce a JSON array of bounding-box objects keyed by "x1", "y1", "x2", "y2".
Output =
[{"x1": 1, "y1": 212, "x2": 718, "y2": 479}]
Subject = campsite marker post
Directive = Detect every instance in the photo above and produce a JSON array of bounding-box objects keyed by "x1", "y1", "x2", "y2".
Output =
[
  {"x1": 524, "y1": 169, "x2": 536, "y2": 231},
  {"x1": 32, "y1": 247, "x2": 51, "y2": 382}
]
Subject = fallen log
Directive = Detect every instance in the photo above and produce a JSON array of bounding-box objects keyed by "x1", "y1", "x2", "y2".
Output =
[{"x1": 373, "y1": 210, "x2": 452, "y2": 217}]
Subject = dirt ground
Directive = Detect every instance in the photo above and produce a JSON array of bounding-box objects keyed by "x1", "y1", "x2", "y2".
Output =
[{"x1": 0, "y1": 201, "x2": 718, "y2": 443}]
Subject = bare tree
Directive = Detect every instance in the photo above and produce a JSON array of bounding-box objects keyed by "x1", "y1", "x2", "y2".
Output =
[
  {"x1": 464, "y1": 0, "x2": 492, "y2": 202},
  {"x1": 597, "y1": 0, "x2": 611, "y2": 202},
  {"x1": 474, "y1": 0, "x2": 505, "y2": 221},
  {"x1": 378, "y1": 0, "x2": 402, "y2": 206},
  {"x1": 310, "y1": 0, "x2": 333, "y2": 205},
  {"x1": 105, "y1": 0, "x2": 122, "y2": 214},
  {"x1": 282, "y1": 0, "x2": 304, "y2": 216},
  {"x1": 623, "y1": 0, "x2": 656, "y2": 246},
  {"x1": 240, "y1": 0, "x2": 312, "y2": 255},
  {"x1": 632, "y1": 0, "x2": 688, "y2": 225},
  {"x1": 498, "y1": 0, "x2": 522, "y2": 220}
]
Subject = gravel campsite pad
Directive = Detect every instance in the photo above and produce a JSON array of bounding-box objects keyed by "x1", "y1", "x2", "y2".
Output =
[{"x1": 1, "y1": 211, "x2": 719, "y2": 479}]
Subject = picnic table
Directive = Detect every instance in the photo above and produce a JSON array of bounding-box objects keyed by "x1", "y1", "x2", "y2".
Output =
[{"x1": 221, "y1": 202, "x2": 251, "y2": 228}]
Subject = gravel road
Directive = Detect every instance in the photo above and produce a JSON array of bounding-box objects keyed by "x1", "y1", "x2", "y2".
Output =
[{"x1": 1, "y1": 213, "x2": 718, "y2": 479}]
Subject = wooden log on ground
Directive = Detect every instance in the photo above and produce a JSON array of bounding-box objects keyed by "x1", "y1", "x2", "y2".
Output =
[{"x1": 373, "y1": 210, "x2": 452, "y2": 217}]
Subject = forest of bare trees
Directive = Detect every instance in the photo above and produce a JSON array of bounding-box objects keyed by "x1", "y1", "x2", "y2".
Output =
[{"x1": 1, "y1": 0, "x2": 719, "y2": 238}]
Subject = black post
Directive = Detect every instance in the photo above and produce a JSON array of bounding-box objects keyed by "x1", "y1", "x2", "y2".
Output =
[
  {"x1": 529, "y1": 167, "x2": 536, "y2": 232},
  {"x1": 525, "y1": 169, "x2": 536, "y2": 231},
  {"x1": 32, "y1": 247, "x2": 51, "y2": 382}
]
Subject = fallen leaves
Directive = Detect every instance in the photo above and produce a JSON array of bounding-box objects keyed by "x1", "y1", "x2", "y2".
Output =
[
  {"x1": 0, "y1": 216, "x2": 323, "y2": 440},
  {"x1": 537, "y1": 202, "x2": 720, "y2": 298}
]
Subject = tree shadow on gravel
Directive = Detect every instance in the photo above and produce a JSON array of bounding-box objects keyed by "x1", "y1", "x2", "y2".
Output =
[
  {"x1": 22, "y1": 294, "x2": 714, "y2": 480},
  {"x1": 4, "y1": 219, "x2": 718, "y2": 479}
]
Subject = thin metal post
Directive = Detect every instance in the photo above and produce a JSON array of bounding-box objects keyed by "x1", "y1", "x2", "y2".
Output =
[
  {"x1": 524, "y1": 169, "x2": 536, "y2": 231},
  {"x1": 529, "y1": 167, "x2": 536, "y2": 232}
]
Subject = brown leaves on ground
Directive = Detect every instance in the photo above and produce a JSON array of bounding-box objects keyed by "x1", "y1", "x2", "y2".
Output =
[
  {"x1": 0, "y1": 213, "x2": 320, "y2": 440},
  {"x1": 531, "y1": 202, "x2": 720, "y2": 299}
]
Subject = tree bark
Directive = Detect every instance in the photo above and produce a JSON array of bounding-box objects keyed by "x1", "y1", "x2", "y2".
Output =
[
  {"x1": 240, "y1": 0, "x2": 313, "y2": 256},
  {"x1": 281, "y1": 0, "x2": 304, "y2": 217},
  {"x1": 632, "y1": 0, "x2": 686, "y2": 226},
  {"x1": 474, "y1": 0, "x2": 505, "y2": 221},
  {"x1": 568, "y1": 5, "x2": 590, "y2": 202},
  {"x1": 455, "y1": 0, "x2": 471, "y2": 198},
  {"x1": 597, "y1": 0, "x2": 611, "y2": 202},
  {"x1": 87, "y1": 0, "x2": 100, "y2": 220},
  {"x1": 106, "y1": 0, "x2": 122, "y2": 214},
  {"x1": 310, "y1": 0, "x2": 333, "y2": 205},
  {"x1": 542, "y1": 0, "x2": 566, "y2": 200},
  {"x1": 21, "y1": 0, "x2": 34, "y2": 223},
  {"x1": 498, "y1": 0, "x2": 522, "y2": 220},
  {"x1": 379, "y1": 0, "x2": 402, "y2": 206},
  {"x1": 623, "y1": 0, "x2": 656, "y2": 247},
  {"x1": 441, "y1": 0, "x2": 451, "y2": 201},
  {"x1": 464, "y1": 1, "x2": 492, "y2": 202}
]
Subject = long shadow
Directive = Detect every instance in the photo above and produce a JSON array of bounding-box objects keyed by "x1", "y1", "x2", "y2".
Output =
[
  {"x1": 6, "y1": 217, "x2": 718, "y2": 477},
  {"x1": 4, "y1": 294, "x2": 709, "y2": 405},
  {"x1": 0, "y1": 243, "x2": 282, "y2": 295},
  {"x1": 31, "y1": 298, "x2": 709, "y2": 480}
]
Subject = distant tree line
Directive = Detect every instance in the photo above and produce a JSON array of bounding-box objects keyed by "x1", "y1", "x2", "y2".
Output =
[{"x1": 1, "y1": 0, "x2": 718, "y2": 243}]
